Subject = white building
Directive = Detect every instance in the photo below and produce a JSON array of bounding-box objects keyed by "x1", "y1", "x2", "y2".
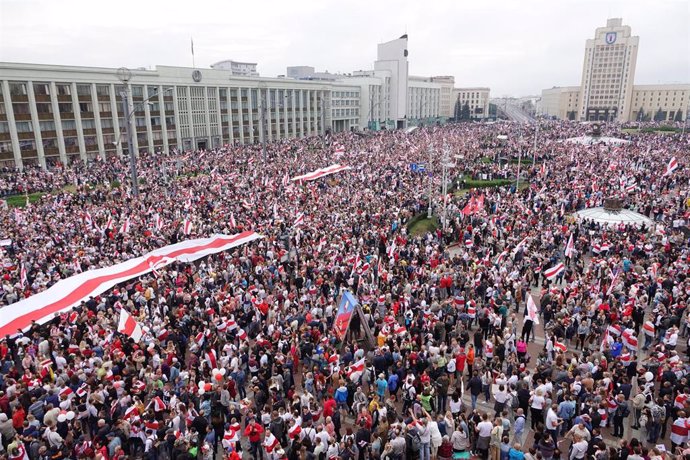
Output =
[
  {"x1": 578, "y1": 18, "x2": 639, "y2": 122},
  {"x1": 374, "y1": 35, "x2": 409, "y2": 129},
  {"x1": 452, "y1": 87, "x2": 491, "y2": 120},
  {"x1": 539, "y1": 18, "x2": 689, "y2": 123},
  {"x1": 0, "y1": 63, "x2": 359, "y2": 169},
  {"x1": 210, "y1": 60, "x2": 259, "y2": 77}
]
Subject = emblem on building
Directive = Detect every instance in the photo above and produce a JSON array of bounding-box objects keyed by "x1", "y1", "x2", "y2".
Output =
[
  {"x1": 192, "y1": 70, "x2": 203, "y2": 82},
  {"x1": 605, "y1": 32, "x2": 617, "y2": 44}
]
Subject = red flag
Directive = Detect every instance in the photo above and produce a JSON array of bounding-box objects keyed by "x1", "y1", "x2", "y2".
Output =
[{"x1": 117, "y1": 308, "x2": 143, "y2": 342}]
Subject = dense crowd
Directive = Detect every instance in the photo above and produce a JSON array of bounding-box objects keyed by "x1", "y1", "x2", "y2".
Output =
[{"x1": 0, "y1": 120, "x2": 689, "y2": 460}]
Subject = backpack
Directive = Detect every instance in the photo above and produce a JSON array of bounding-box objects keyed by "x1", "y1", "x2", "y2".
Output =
[{"x1": 407, "y1": 428, "x2": 422, "y2": 452}]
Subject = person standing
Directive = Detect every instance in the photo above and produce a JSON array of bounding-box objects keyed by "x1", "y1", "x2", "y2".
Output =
[{"x1": 243, "y1": 416, "x2": 264, "y2": 460}]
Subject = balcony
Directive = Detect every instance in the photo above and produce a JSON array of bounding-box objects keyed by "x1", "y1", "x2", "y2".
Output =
[
  {"x1": 38, "y1": 112, "x2": 54, "y2": 120},
  {"x1": 18, "y1": 132, "x2": 34, "y2": 140},
  {"x1": 43, "y1": 147, "x2": 60, "y2": 156},
  {"x1": 80, "y1": 112, "x2": 94, "y2": 119},
  {"x1": 10, "y1": 95, "x2": 28, "y2": 103},
  {"x1": 13, "y1": 113, "x2": 31, "y2": 121}
]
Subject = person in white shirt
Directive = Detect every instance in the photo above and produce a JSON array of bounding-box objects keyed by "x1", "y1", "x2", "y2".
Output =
[
  {"x1": 545, "y1": 404, "x2": 563, "y2": 442},
  {"x1": 570, "y1": 434, "x2": 588, "y2": 460},
  {"x1": 529, "y1": 389, "x2": 546, "y2": 430},
  {"x1": 476, "y1": 412, "x2": 494, "y2": 458}
]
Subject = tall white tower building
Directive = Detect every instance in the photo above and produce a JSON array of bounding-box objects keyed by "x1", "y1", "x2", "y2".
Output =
[
  {"x1": 374, "y1": 35, "x2": 409, "y2": 129},
  {"x1": 577, "y1": 18, "x2": 639, "y2": 122}
]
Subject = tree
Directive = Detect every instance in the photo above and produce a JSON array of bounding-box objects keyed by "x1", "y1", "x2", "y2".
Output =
[
  {"x1": 654, "y1": 109, "x2": 665, "y2": 122},
  {"x1": 674, "y1": 110, "x2": 684, "y2": 122},
  {"x1": 567, "y1": 111, "x2": 576, "y2": 121},
  {"x1": 461, "y1": 102, "x2": 471, "y2": 120},
  {"x1": 636, "y1": 107, "x2": 645, "y2": 122},
  {"x1": 454, "y1": 101, "x2": 461, "y2": 121}
]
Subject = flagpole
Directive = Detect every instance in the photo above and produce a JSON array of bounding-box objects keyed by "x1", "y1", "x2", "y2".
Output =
[{"x1": 191, "y1": 37, "x2": 195, "y2": 69}]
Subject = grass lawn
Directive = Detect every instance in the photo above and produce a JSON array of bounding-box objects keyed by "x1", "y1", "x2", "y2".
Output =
[
  {"x1": 4, "y1": 192, "x2": 44, "y2": 208},
  {"x1": 463, "y1": 178, "x2": 515, "y2": 188},
  {"x1": 407, "y1": 213, "x2": 439, "y2": 236}
]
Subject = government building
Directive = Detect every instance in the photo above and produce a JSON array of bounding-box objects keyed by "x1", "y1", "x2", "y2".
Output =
[
  {"x1": 0, "y1": 36, "x2": 491, "y2": 170},
  {"x1": 538, "y1": 18, "x2": 690, "y2": 122}
]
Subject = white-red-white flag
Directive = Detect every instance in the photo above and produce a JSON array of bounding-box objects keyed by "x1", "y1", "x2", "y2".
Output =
[
  {"x1": 544, "y1": 263, "x2": 565, "y2": 281},
  {"x1": 229, "y1": 213, "x2": 236, "y2": 229},
  {"x1": 182, "y1": 218, "x2": 192, "y2": 235},
  {"x1": 119, "y1": 218, "x2": 131, "y2": 234},
  {"x1": 293, "y1": 212, "x2": 304, "y2": 227},
  {"x1": 564, "y1": 234, "x2": 575, "y2": 258},
  {"x1": 665, "y1": 157, "x2": 678, "y2": 176},
  {"x1": 282, "y1": 172, "x2": 290, "y2": 187},
  {"x1": 153, "y1": 213, "x2": 163, "y2": 231},
  {"x1": 526, "y1": 293, "x2": 540, "y2": 325},
  {"x1": 117, "y1": 308, "x2": 143, "y2": 342},
  {"x1": 346, "y1": 357, "x2": 366, "y2": 382},
  {"x1": 20, "y1": 263, "x2": 27, "y2": 288}
]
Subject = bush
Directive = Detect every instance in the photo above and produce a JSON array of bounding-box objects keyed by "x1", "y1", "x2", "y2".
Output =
[
  {"x1": 407, "y1": 213, "x2": 439, "y2": 236},
  {"x1": 463, "y1": 178, "x2": 514, "y2": 188},
  {"x1": 110, "y1": 180, "x2": 121, "y2": 188}
]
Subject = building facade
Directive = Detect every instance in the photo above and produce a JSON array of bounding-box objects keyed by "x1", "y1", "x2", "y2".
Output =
[
  {"x1": 374, "y1": 35, "x2": 409, "y2": 129},
  {"x1": 539, "y1": 18, "x2": 689, "y2": 123},
  {"x1": 538, "y1": 86, "x2": 581, "y2": 120},
  {"x1": 578, "y1": 18, "x2": 638, "y2": 122},
  {"x1": 630, "y1": 85, "x2": 690, "y2": 122},
  {"x1": 452, "y1": 87, "x2": 491, "y2": 120},
  {"x1": 0, "y1": 63, "x2": 359, "y2": 169},
  {"x1": 210, "y1": 60, "x2": 259, "y2": 77}
]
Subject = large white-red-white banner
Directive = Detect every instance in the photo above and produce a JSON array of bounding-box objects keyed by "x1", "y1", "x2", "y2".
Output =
[
  {"x1": 0, "y1": 232, "x2": 263, "y2": 336},
  {"x1": 290, "y1": 164, "x2": 352, "y2": 182}
]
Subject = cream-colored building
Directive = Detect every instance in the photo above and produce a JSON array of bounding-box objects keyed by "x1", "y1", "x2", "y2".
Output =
[
  {"x1": 578, "y1": 18, "x2": 639, "y2": 122},
  {"x1": 452, "y1": 87, "x2": 490, "y2": 120},
  {"x1": 630, "y1": 85, "x2": 690, "y2": 122},
  {"x1": 430, "y1": 76, "x2": 455, "y2": 118},
  {"x1": 539, "y1": 86, "x2": 580, "y2": 120},
  {"x1": 539, "y1": 18, "x2": 689, "y2": 123}
]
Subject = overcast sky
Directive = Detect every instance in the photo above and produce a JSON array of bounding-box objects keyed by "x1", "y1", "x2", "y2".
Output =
[{"x1": 1, "y1": 0, "x2": 688, "y2": 96}]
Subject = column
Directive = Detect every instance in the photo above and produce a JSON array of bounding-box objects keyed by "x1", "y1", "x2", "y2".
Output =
[
  {"x1": 109, "y1": 84, "x2": 122, "y2": 157},
  {"x1": 291, "y1": 89, "x2": 297, "y2": 138},
  {"x1": 247, "y1": 88, "x2": 254, "y2": 144},
  {"x1": 49, "y1": 82, "x2": 67, "y2": 164},
  {"x1": 158, "y1": 85, "x2": 169, "y2": 154},
  {"x1": 171, "y1": 86, "x2": 182, "y2": 150},
  {"x1": 70, "y1": 82, "x2": 87, "y2": 162},
  {"x1": 306, "y1": 90, "x2": 312, "y2": 136},
  {"x1": 216, "y1": 87, "x2": 223, "y2": 147},
  {"x1": 266, "y1": 88, "x2": 273, "y2": 142},
  {"x1": 237, "y1": 88, "x2": 244, "y2": 145},
  {"x1": 226, "y1": 86, "x2": 234, "y2": 145},
  {"x1": 203, "y1": 87, "x2": 211, "y2": 147},
  {"x1": 186, "y1": 86, "x2": 196, "y2": 148},
  {"x1": 27, "y1": 81, "x2": 46, "y2": 168},
  {"x1": 299, "y1": 90, "x2": 305, "y2": 138},
  {"x1": 283, "y1": 89, "x2": 292, "y2": 139},
  {"x1": 143, "y1": 85, "x2": 154, "y2": 154},
  {"x1": 2, "y1": 80, "x2": 23, "y2": 170},
  {"x1": 90, "y1": 83, "x2": 105, "y2": 159}
]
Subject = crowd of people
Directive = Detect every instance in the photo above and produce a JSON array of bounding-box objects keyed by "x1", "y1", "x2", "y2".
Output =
[{"x1": 0, "y1": 120, "x2": 688, "y2": 460}]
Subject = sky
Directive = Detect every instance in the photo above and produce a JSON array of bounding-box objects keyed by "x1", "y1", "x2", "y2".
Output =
[{"x1": 0, "y1": 0, "x2": 688, "y2": 96}]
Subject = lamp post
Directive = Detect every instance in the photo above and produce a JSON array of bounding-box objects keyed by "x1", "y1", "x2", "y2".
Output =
[
  {"x1": 427, "y1": 141, "x2": 434, "y2": 219},
  {"x1": 116, "y1": 67, "x2": 174, "y2": 197},
  {"x1": 440, "y1": 143, "x2": 455, "y2": 230},
  {"x1": 515, "y1": 124, "x2": 524, "y2": 191}
]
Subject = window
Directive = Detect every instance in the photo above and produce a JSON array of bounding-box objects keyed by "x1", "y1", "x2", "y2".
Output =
[
  {"x1": 79, "y1": 102, "x2": 91, "y2": 113},
  {"x1": 33, "y1": 83, "x2": 50, "y2": 95},
  {"x1": 16, "y1": 121, "x2": 33, "y2": 133},
  {"x1": 42, "y1": 138, "x2": 57, "y2": 149},
  {"x1": 39, "y1": 121, "x2": 55, "y2": 131},
  {"x1": 76, "y1": 85, "x2": 91, "y2": 96},
  {"x1": 131, "y1": 86, "x2": 144, "y2": 97},
  {"x1": 101, "y1": 118, "x2": 114, "y2": 129},
  {"x1": 62, "y1": 120, "x2": 76, "y2": 130},
  {"x1": 12, "y1": 103, "x2": 30, "y2": 114},
  {"x1": 96, "y1": 85, "x2": 110, "y2": 96},
  {"x1": 82, "y1": 119, "x2": 96, "y2": 129},
  {"x1": 0, "y1": 122, "x2": 9, "y2": 134},
  {"x1": 36, "y1": 103, "x2": 52, "y2": 114},
  {"x1": 58, "y1": 103, "x2": 73, "y2": 113},
  {"x1": 9, "y1": 83, "x2": 27, "y2": 96}
]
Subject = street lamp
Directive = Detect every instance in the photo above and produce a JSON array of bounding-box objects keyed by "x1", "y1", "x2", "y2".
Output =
[{"x1": 116, "y1": 67, "x2": 174, "y2": 197}]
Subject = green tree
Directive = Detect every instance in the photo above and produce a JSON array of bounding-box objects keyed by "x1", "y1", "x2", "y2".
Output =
[
  {"x1": 674, "y1": 110, "x2": 684, "y2": 122},
  {"x1": 567, "y1": 111, "x2": 576, "y2": 121},
  {"x1": 461, "y1": 102, "x2": 471, "y2": 120},
  {"x1": 654, "y1": 109, "x2": 665, "y2": 122},
  {"x1": 636, "y1": 107, "x2": 645, "y2": 122}
]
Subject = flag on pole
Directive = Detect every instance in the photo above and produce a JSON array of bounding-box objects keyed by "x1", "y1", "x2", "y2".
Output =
[
  {"x1": 191, "y1": 37, "x2": 194, "y2": 57},
  {"x1": 20, "y1": 263, "x2": 27, "y2": 288},
  {"x1": 665, "y1": 157, "x2": 678, "y2": 176},
  {"x1": 229, "y1": 213, "x2": 236, "y2": 228},
  {"x1": 346, "y1": 357, "x2": 366, "y2": 382},
  {"x1": 119, "y1": 218, "x2": 131, "y2": 234},
  {"x1": 117, "y1": 308, "x2": 143, "y2": 342},
  {"x1": 293, "y1": 212, "x2": 304, "y2": 227},
  {"x1": 182, "y1": 218, "x2": 192, "y2": 235},
  {"x1": 544, "y1": 262, "x2": 565, "y2": 281},
  {"x1": 564, "y1": 234, "x2": 575, "y2": 258},
  {"x1": 526, "y1": 293, "x2": 540, "y2": 324},
  {"x1": 153, "y1": 213, "x2": 163, "y2": 231}
]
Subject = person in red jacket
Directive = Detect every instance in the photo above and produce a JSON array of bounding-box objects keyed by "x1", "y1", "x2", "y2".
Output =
[
  {"x1": 243, "y1": 417, "x2": 264, "y2": 460},
  {"x1": 322, "y1": 396, "x2": 337, "y2": 419}
]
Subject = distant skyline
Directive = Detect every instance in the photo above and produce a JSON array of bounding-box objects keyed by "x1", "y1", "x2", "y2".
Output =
[{"x1": 0, "y1": 0, "x2": 688, "y2": 96}]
